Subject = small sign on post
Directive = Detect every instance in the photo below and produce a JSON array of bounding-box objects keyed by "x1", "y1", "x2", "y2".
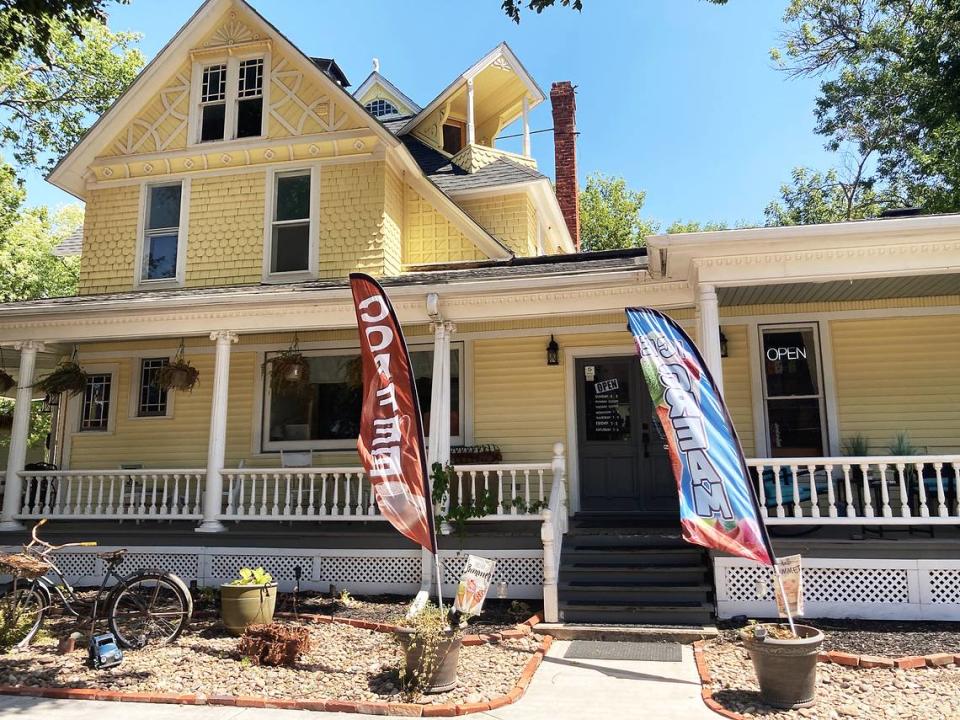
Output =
[
  {"x1": 454, "y1": 555, "x2": 497, "y2": 617},
  {"x1": 774, "y1": 554, "x2": 804, "y2": 618}
]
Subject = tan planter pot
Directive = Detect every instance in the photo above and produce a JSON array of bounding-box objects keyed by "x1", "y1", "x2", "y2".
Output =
[
  {"x1": 740, "y1": 624, "x2": 824, "y2": 709},
  {"x1": 396, "y1": 628, "x2": 462, "y2": 693},
  {"x1": 219, "y1": 583, "x2": 277, "y2": 636}
]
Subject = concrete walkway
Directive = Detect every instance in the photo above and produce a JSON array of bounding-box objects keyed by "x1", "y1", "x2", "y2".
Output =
[{"x1": 0, "y1": 641, "x2": 716, "y2": 720}]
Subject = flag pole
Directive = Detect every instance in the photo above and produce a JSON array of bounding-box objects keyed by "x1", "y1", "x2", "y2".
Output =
[{"x1": 434, "y1": 552, "x2": 445, "y2": 614}]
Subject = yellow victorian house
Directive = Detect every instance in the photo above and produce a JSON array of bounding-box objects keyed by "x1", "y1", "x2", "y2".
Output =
[{"x1": 1, "y1": 0, "x2": 959, "y2": 627}]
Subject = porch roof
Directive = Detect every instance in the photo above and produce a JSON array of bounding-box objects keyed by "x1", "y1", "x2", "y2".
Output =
[{"x1": 719, "y1": 272, "x2": 960, "y2": 306}]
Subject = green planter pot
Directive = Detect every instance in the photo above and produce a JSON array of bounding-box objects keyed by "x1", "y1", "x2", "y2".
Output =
[
  {"x1": 219, "y1": 583, "x2": 277, "y2": 636},
  {"x1": 396, "y1": 628, "x2": 461, "y2": 693},
  {"x1": 740, "y1": 624, "x2": 824, "y2": 709}
]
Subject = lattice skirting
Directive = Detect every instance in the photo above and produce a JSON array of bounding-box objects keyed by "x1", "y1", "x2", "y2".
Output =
[
  {"x1": 715, "y1": 556, "x2": 960, "y2": 621},
  {"x1": 0, "y1": 546, "x2": 544, "y2": 600}
]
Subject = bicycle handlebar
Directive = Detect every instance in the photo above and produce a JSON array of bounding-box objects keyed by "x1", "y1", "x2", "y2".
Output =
[{"x1": 25, "y1": 519, "x2": 97, "y2": 556}]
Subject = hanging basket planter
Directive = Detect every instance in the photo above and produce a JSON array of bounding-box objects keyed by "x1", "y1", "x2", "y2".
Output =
[
  {"x1": 0, "y1": 369, "x2": 14, "y2": 394},
  {"x1": 155, "y1": 357, "x2": 200, "y2": 392},
  {"x1": 35, "y1": 361, "x2": 88, "y2": 397},
  {"x1": 264, "y1": 343, "x2": 310, "y2": 396}
]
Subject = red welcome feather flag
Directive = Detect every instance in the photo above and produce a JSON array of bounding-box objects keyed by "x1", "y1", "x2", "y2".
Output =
[{"x1": 350, "y1": 273, "x2": 437, "y2": 554}]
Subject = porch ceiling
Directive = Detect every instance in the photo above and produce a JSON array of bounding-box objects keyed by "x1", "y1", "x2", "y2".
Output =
[{"x1": 718, "y1": 272, "x2": 960, "y2": 306}]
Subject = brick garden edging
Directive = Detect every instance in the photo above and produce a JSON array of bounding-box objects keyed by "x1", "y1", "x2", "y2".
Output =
[
  {"x1": 0, "y1": 612, "x2": 549, "y2": 717},
  {"x1": 691, "y1": 639, "x2": 960, "y2": 720}
]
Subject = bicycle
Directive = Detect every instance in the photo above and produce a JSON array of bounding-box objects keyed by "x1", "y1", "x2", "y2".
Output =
[{"x1": 0, "y1": 519, "x2": 193, "y2": 649}]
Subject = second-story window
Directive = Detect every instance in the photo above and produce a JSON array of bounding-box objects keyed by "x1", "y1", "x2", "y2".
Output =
[
  {"x1": 270, "y1": 171, "x2": 312, "y2": 275},
  {"x1": 200, "y1": 64, "x2": 227, "y2": 142},
  {"x1": 141, "y1": 182, "x2": 183, "y2": 283},
  {"x1": 237, "y1": 58, "x2": 264, "y2": 138}
]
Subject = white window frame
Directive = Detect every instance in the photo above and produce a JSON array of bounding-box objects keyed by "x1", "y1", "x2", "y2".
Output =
[
  {"x1": 188, "y1": 50, "x2": 271, "y2": 146},
  {"x1": 71, "y1": 363, "x2": 119, "y2": 435},
  {"x1": 134, "y1": 179, "x2": 190, "y2": 289},
  {"x1": 262, "y1": 165, "x2": 319, "y2": 282},
  {"x1": 260, "y1": 343, "x2": 465, "y2": 452},
  {"x1": 364, "y1": 98, "x2": 399, "y2": 118},
  {"x1": 757, "y1": 322, "x2": 829, "y2": 458},
  {"x1": 127, "y1": 356, "x2": 175, "y2": 420}
]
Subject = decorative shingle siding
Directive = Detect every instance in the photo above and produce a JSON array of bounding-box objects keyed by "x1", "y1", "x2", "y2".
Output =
[
  {"x1": 78, "y1": 186, "x2": 140, "y2": 295},
  {"x1": 402, "y1": 184, "x2": 486, "y2": 266},
  {"x1": 318, "y1": 161, "x2": 388, "y2": 278},
  {"x1": 382, "y1": 166, "x2": 403, "y2": 276},
  {"x1": 186, "y1": 173, "x2": 265, "y2": 287},
  {"x1": 459, "y1": 193, "x2": 534, "y2": 257}
]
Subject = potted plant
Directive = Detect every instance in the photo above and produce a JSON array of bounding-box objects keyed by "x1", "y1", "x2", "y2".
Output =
[
  {"x1": 35, "y1": 361, "x2": 88, "y2": 396},
  {"x1": 156, "y1": 343, "x2": 200, "y2": 392},
  {"x1": 740, "y1": 622, "x2": 824, "y2": 709},
  {"x1": 264, "y1": 337, "x2": 310, "y2": 396},
  {"x1": 219, "y1": 567, "x2": 277, "y2": 636},
  {"x1": 396, "y1": 603, "x2": 463, "y2": 695},
  {"x1": 238, "y1": 623, "x2": 311, "y2": 666}
]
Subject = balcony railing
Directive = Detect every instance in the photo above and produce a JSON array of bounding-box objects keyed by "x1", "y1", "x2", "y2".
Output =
[{"x1": 747, "y1": 456, "x2": 960, "y2": 524}]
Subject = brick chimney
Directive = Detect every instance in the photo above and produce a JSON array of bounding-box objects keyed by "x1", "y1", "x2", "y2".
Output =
[{"x1": 550, "y1": 81, "x2": 580, "y2": 250}]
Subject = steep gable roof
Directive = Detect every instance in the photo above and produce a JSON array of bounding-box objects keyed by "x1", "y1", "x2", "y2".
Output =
[{"x1": 354, "y1": 70, "x2": 421, "y2": 116}]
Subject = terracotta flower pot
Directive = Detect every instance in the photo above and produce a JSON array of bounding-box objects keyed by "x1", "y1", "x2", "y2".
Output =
[
  {"x1": 219, "y1": 583, "x2": 277, "y2": 636},
  {"x1": 396, "y1": 628, "x2": 461, "y2": 693},
  {"x1": 740, "y1": 624, "x2": 824, "y2": 709}
]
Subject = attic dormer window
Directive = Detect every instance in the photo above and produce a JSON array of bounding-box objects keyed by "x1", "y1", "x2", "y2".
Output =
[
  {"x1": 365, "y1": 98, "x2": 398, "y2": 118},
  {"x1": 195, "y1": 55, "x2": 266, "y2": 143},
  {"x1": 200, "y1": 64, "x2": 227, "y2": 142}
]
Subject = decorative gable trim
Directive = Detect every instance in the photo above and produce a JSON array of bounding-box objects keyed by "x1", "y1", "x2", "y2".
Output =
[{"x1": 353, "y1": 71, "x2": 422, "y2": 115}]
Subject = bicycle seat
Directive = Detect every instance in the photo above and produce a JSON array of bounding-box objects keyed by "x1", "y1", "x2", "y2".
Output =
[{"x1": 97, "y1": 549, "x2": 128, "y2": 564}]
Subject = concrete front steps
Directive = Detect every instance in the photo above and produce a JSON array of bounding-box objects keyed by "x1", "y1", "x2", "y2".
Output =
[{"x1": 557, "y1": 515, "x2": 716, "y2": 626}]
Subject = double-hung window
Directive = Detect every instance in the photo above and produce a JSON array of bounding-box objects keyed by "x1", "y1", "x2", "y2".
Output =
[
  {"x1": 268, "y1": 170, "x2": 313, "y2": 276},
  {"x1": 140, "y1": 182, "x2": 184, "y2": 284},
  {"x1": 80, "y1": 373, "x2": 112, "y2": 432},
  {"x1": 196, "y1": 56, "x2": 265, "y2": 143},
  {"x1": 137, "y1": 358, "x2": 169, "y2": 417},
  {"x1": 200, "y1": 64, "x2": 227, "y2": 142}
]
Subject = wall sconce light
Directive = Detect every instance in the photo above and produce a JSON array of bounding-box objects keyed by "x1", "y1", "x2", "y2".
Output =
[
  {"x1": 546, "y1": 335, "x2": 560, "y2": 366},
  {"x1": 719, "y1": 329, "x2": 729, "y2": 358}
]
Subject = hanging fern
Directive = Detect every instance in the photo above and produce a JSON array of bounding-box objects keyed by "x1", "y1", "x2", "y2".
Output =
[
  {"x1": 264, "y1": 337, "x2": 310, "y2": 396},
  {"x1": 35, "y1": 362, "x2": 87, "y2": 396},
  {"x1": 155, "y1": 341, "x2": 200, "y2": 392}
]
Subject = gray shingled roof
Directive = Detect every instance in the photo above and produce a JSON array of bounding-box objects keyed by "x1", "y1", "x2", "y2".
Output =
[
  {"x1": 53, "y1": 228, "x2": 83, "y2": 257},
  {"x1": 401, "y1": 136, "x2": 547, "y2": 194},
  {"x1": 0, "y1": 250, "x2": 648, "y2": 311}
]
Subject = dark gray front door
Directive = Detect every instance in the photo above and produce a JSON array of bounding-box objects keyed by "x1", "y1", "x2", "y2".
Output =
[{"x1": 576, "y1": 356, "x2": 678, "y2": 514}]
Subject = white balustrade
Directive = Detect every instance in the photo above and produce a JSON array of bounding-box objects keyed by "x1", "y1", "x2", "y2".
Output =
[
  {"x1": 746, "y1": 455, "x2": 960, "y2": 525},
  {"x1": 16, "y1": 470, "x2": 206, "y2": 519},
  {"x1": 541, "y1": 442, "x2": 568, "y2": 623}
]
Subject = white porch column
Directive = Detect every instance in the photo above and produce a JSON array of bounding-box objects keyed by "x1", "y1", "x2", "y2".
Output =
[
  {"x1": 0, "y1": 341, "x2": 43, "y2": 531},
  {"x1": 197, "y1": 330, "x2": 238, "y2": 534},
  {"x1": 697, "y1": 283, "x2": 724, "y2": 394},
  {"x1": 466, "y1": 79, "x2": 476, "y2": 146},
  {"x1": 522, "y1": 96, "x2": 531, "y2": 157}
]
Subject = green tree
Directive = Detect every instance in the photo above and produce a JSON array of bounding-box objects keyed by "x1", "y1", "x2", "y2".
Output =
[
  {"x1": 0, "y1": 18, "x2": 142, "y2": 170},
  {"x1": 764, "y1": 165, "x2": 897, "y2": 226},
  {"x1": 0, "y1": 0, "x2": 127, "y2": 62},
  {"x1": 665, "y1": 219, "x2": 729, "y2": 233},
  {"x1": 501, "y1": 0, "x2": 582, "y2": 22},
  {"x1": 773, "y1": 0, "x2": 960, "y2": 213},
  {"x1": 578, "y1": 173, "x2": 658, "y2": 251}
]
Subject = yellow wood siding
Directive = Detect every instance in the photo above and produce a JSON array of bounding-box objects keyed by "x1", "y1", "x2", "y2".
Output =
[
  {"x1": 186, "y1": 172, "x2": 265, "y2": 286},
  {"x1": 319, "y1": 161, "x2": 390, "y2": 278},
  {"x1": 719, "y1": 324, "x2": 755, "y2": 456},
  {"x1": 831, "y1": 314, "x2": 960, "y2": 454},
  {"x1": 459, "y1": 193, "x2": 535, "y2": 257},
  {"x1": 78, "y1": 185, "x2": 140, "y2": 294},
  {"x1": 68, "y1": 352, "x2": 256, "y2": 469},
  {"x1": 382, "y1": 166, "x2": 403, "y2": 276},
  {"x1": 402, "y1": 183, "x2": 486, "y2": 266}
]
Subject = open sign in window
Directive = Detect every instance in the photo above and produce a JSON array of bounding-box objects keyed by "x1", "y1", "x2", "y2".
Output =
[{"x1": 760, "y1": 325, "x2": 826, "y2": 457}]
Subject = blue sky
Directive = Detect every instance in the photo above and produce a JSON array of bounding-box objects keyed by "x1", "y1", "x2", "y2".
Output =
[{"x1": 24, "y1": 0, "x2": 834, "y2": 228}]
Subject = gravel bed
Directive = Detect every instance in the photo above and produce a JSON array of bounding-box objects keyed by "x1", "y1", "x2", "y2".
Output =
[
  {"x1": 705, "y1": 638, "x2": 960, "y2": 720},
  {"x1": 718, "y1": 620, "x2": 960, "y2": 657},
  {"x1": 0, "y1": 617, "x2": 542, "y2": 706}
]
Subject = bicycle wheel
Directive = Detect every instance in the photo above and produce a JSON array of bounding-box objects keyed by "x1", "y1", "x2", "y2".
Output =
[
  {"x1": 0, "y1": 584, "x2": 47, "y2": 648},
  {"x1": 106, "y1": 573, "x2": 191, "y2": 649}
]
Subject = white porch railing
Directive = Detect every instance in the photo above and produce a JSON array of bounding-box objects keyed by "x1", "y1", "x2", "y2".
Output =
[
  {"x1": 540, "y1": 442, "x2": 568, "y2": 623},
  {"x1": 747, "y1": 456, "x2": 960, "y2": 524},
  {"x1": 17, "y1": 470, "x2": 206, "y2": 519}
]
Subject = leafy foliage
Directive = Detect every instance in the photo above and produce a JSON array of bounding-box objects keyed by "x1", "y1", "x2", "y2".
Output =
[
  {"x1": 501, "y1": 0, "x2": 582, "y2": 23},
  {"x1": 0, "y1": 18, "x2": 142, "y2": 171},
  {"x1": 0, "y1": 0, "x2": 127, "y2": 62},
  {"x1": 771, "y1": 0, "x2": 960, "y2": 214},
  {"x1": 0, "y1": 197, "x2": 80, "y2": 303},
  {"x1": 0, "y1": 399, "x2": 48, "y2": 450},
  {"x1": 764, "y1": 166, "x2": 896, "y2": 226},
  {"x1": 34, "y1": 361, "x2": 87, "y2": 396},
  {"x1": 665, "y1": 219, "x2": 730, "y2": 233},
  {"x1": 579, "y1": 173, "x2": 659, "y2": 251},
  {"x1": 229, "y1": 567, "x2": 274, "y2": 586}
]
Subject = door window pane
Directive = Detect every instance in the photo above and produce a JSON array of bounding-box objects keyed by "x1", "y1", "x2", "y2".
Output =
[
  {"x1": 582, "y1": 362, "x2": 631, "y2": 442},
  {"x1": 761, "y1": 326, "x2": 826, "y2": 457},
  {"x1": 266, "y1": 348, "x2": 460, "y2": 447}
]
